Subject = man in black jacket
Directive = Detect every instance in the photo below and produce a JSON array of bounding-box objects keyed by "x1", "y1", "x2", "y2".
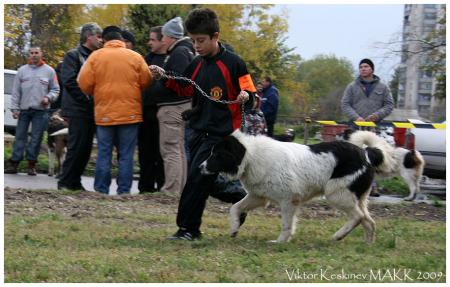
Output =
[
  {"x1": 155, "y1": 17, "x2": 195, "y2": 195},
  {"x1": 138, "y1": 26, "x2": 167, "y2": 193},
  {"x1": 57, "y1": 22, "x2": 102, "y2": 190}
]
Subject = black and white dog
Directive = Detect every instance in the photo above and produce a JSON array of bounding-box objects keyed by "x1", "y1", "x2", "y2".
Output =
[
  {"x1": 343, "y1": 129, "x2": 424, "y2": 201},
  {"x1": 200, "y1": 130, "x2": 386, "y2": 244}
]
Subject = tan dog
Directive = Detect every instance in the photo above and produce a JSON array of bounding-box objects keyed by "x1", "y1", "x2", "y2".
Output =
[{"x1": 47, "y1": 110, "x2": 68, "y2": 177}]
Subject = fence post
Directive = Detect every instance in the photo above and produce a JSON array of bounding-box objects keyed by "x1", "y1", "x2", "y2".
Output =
[{"x1": 303, "y1": 117, "x2": 311, "y2": 145}]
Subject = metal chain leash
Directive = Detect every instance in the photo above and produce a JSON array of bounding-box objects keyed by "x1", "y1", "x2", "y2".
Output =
[{"x1": 159, "y1": 72, "x2": 247, "y2": 129}]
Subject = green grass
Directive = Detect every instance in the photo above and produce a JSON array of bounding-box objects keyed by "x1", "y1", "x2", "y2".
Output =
[
  {"x1": 274, "y1": 123, "x2": 322, "y2": 145},
  {"x1": 5, "y1": 202, "x2": 446, "y2": 283},
  {"x1": 377, "y1": 177, "x2": 410, "y2": 196}
]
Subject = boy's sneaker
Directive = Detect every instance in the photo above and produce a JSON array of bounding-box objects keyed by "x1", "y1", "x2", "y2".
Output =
[{"x1": 167, "y1": 229, "x2": 202, "y2": 241}]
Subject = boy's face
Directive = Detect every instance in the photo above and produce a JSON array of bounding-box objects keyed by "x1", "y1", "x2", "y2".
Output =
[{"x1": 188, "y1": 32, "x2": 219, "y2": 57}]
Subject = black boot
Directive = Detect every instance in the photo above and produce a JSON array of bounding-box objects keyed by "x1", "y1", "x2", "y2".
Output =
[{"x1": 5, "y1": 159, "x2": 19, "y2": 174}]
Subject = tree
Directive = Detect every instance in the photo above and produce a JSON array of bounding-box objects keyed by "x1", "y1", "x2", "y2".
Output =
[
  {"x1": 128, "y1": 4, "x2": 192, "y2": 55},
  {"x1": 4, "y1": 4, "x2": 30, "y2": 69},
  {"x1": 204, "y1": 4, "x2": 301, "y2": 84},
  {"x1": 29, "y1": 4, "x2": 81, "y2": 67},
  {"x1": 389, "y1": 67, "x2": 401, "y2": 104},
  {"x1": 296, "y1": 55, "x2": 354, "y2": 120}
]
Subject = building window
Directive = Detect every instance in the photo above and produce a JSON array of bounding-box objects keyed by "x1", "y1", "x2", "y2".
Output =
[
  {"x1": 419, "y1": 82, "x2": 432, "y2": 90},
  {"x1": 419, "y1": 70, "x2": 433, "y2": 78},
  {"x1": 419, "y1": 94, "x2": 431, "y2": 102},
  {"x1": 425, "y1": 12, "x2": 437, "y2": 20}
]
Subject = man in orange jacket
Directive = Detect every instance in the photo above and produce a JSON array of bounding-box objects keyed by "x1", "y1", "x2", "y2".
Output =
[{"x1": 78, "y1": 26, "x2": 152, "y2": 195}]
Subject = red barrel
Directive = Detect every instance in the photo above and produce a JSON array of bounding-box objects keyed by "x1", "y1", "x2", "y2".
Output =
[
  {"x1": 393, "y1": 127, "x2": 407, "y2": 147},
  {"x1": 320, "y1": 124, "x2": 349, "y2": 142}
]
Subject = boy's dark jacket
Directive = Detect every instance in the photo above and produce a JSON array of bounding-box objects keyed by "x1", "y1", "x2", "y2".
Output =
[{"x1": 165, "y1": 43, "x2": 255, "y2": 136}]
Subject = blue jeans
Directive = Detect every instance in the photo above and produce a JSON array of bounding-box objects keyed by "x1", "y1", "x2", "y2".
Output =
[
  {"x1": 11, "y1": 109, "x2": 49, "y2": 162},
  {"x1": 94, "y1": 124, "x2": 138, "y2": 194}
]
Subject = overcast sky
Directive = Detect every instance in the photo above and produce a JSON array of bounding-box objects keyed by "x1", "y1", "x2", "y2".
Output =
[{"x1": 272, "y1": 4, "x2": 405, "y2": 82}]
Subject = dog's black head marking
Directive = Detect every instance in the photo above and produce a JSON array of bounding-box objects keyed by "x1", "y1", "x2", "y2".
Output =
[{"x1": 204, "y1": 135, "x2": 246, "y2": 175}]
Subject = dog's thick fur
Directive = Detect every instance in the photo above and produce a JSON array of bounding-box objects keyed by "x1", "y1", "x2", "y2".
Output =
[
  {"x1": 343, "y1": 130, "x2": 425, "y2": 201},
  {"x1": 47, "y1": 110, "x2": 68, "y2": 177},
  {"x1": 201, "y1": 130, "x2": 387, "y2": 243}
]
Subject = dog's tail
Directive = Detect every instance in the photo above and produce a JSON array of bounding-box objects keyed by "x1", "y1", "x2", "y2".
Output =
[
  {"x1": 50, "y1": 128, "x2": 68, "y2": 136},
  {"x1": 348, "y1": 131, "x2": 396, "y2": 173}
]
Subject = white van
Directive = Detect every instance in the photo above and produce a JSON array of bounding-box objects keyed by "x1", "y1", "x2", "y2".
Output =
[{"x1": 4, "y1": 69, "x2": 18, "y2": 134}]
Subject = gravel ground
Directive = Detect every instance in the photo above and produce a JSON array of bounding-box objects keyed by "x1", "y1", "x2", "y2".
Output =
[{"x1": 4, "y1": 187, "x2": 445, "y2": 222}]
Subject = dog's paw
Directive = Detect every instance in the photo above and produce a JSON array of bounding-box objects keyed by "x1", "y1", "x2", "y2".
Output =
[
  {"x1": 331, "y1": 234, "x2": 344, "y2": 241},
  {"x1": 403, "y1": 195, "x2": 415, "y2": 201},
  {"x1": 230, "y1": 231, "x2": 238, "y2": 238}
]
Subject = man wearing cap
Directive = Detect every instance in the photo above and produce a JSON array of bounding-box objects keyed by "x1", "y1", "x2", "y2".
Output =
[
  {"x1": 57, "y1": 22, "x2": 103, "y2": 191},
  {"x1": 121, "y1": 30, "x2": 136, "y2": 50},
  {"x1": 154, "y1": 16, "x2": 195, "y2": 195},
  {"x1": 341, "y1": 58, "x2": 394, "y2": 197},
  {"x1": 78, "y1": 26, "x2": 152, "y2": 195},
  {"x1": 341, "y1": 58, "x2": 394, "y2": 123}
]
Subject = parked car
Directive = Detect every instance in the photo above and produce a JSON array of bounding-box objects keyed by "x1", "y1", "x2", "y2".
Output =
[
  {"x1": 4, "y1": 69, "x2": 17, "y2": 135},
  {"x1": 410, "y1": 120, "x2": 446, "y2": 178}
]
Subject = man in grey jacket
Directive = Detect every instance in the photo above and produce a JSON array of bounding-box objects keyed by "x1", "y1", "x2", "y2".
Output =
[
  {"x1": 6, "y1": 46, "x2": 60, "y2": 175},
  {"x1": 341, "y1": 58, "x2": 394, "y2": 124},
  {"x1": 341, "y1": 58, "x2": 394, "y2": 197}
]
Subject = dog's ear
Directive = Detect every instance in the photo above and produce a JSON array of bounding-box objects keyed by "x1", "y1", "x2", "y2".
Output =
[{"x1": 223, "y1": 136, "x2": 246, "y2": 165}]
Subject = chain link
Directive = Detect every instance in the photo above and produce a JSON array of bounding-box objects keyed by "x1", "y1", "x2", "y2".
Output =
[
  {"x1": 159, "y1": 72, "x2": 247, "y2": 129},
  {"x1": 160, "y1": 73, "x2": 243, "y2": 104}
]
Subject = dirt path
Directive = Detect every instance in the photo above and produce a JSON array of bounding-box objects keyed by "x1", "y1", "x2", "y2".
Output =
[{"x1": 4, "y1": 187, "x2": 445, "y2": 222}]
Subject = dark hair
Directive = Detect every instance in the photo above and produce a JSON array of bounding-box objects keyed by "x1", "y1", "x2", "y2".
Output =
[
  {"x1": 150, "y1": 26, "x2": 163, "y2": 41},
  {"x1": 102, "y1": 26, "x2": 123, "y2": 42},
  {"x1": 185, "y1": 8, "x2": 219, "y2": 37},
  {"x1": 103, "y1": 32, "x2": 122, "y2": 42},
  {"x1": 263, "y1": 76, "x2": 272, "y2": 84}
]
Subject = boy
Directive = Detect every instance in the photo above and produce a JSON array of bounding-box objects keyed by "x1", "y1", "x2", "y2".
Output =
[{"x1": 150, "y1": 8, "x2": 256, "y2": 240}]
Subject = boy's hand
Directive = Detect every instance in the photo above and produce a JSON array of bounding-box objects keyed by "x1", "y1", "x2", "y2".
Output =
[
  {"x1": 149, "y1": 65, "x2": 165, "y2": 80},
  {"x1": 237, "y1": 91, "x2": 249, "y2": 102}
]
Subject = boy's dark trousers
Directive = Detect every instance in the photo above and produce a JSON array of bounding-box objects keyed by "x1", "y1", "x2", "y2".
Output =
[{"x1": 176, "y1": 130, "x2": 246, "y2": 233}]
